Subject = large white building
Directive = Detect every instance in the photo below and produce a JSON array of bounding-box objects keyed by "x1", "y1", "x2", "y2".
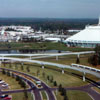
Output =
[{"x1": 65, "y1": 18, "x2": 100, "y2": 48}]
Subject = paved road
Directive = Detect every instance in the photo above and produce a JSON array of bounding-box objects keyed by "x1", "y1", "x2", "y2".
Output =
[
  {"x1": 0, "y1": 68, "x2": 42, "y2": 100},
  {"x1": 0, "y1": 68, "x2": 55, "y2": 100},
  {"x1": 51, "y1": 82, "x2": 100, "y2": 100},
  {"x1": 1, "y1": 88, "x2": 32, "y2": 94}
]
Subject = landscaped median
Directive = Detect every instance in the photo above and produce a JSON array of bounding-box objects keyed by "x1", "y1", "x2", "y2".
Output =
[
  {"x1": 41, "y1": 91, "x2": 48, "y2": 100},
  {"x1": 0, "y1": 62, "x2": 98, "y2": 100}
]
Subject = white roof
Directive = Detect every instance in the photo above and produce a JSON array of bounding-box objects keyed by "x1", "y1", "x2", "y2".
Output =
[
  {"x1": 45, "y1": 38, "x2": 61, "y2": 41},
  {"x1": 66, "y1": 25, "x2": 100, "y2": 43}
]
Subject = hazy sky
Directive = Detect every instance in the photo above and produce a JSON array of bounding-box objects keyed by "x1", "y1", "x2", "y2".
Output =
[{"x1": 0, "y1": 0, "x2": 100, "y2": 18}]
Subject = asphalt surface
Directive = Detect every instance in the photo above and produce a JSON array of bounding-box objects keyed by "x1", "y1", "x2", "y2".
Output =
[
  {"x1": 0, "y1": 68, "x2": 55, "y2": 100},
  {"x1": 1, "y1": 67, "x2": 100, "y2": 100}
]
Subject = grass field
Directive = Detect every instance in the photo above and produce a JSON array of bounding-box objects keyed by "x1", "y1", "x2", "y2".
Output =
[
  {"x1": 0, "y1": 42, "x2": 93, "y2": 51},
  {"x1": 1, "y1": 63, "x2": 94, "y2": 87},
  {"x1": 0, "y1": 73, "x2": 23, "y2": 90},
  {"x1": 12, "y1": 92, "x2": 33, "y2": 100},
  {"x1": 41, "y1": 91, "x2": 47, "y2": 100},
  {"x1": 37, "y1": 53, "x2": 100, "y2": 69},
  {"x1": 54, "y1": 90, "x2": 92, "y2": 100},
  {"x1": 67, "y1": 90, "x2": 92, "y2": 100},
  {"x1": 37, "y1": 54, "x2": 92, "y2": 66}
]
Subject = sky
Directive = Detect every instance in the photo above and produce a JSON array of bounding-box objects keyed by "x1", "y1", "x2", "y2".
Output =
[{"x1": 0, "y1": 0, "x2": 100, "y2": 18}]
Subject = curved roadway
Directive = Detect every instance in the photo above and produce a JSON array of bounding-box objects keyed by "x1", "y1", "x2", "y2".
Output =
[{"x1": 0, "y1": 68, "x2": 55, "y2": 100}]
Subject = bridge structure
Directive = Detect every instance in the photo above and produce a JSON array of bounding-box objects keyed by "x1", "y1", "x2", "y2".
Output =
[
  {"x1": 0, "y1": 54, "x2": 100, "y2": 80},
  {"x1": 0, "y1": 51, "x2": 95, "y2": 60},
  {"x1": 0, "y1": 51, "x2": 100, "y2": 100}
]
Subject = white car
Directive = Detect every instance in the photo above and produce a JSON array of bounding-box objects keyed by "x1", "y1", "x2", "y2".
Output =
[
  {"x1": 0, "y1": 80, "x2": 5, "y2": 84},
  {"x1": 36, "y1": 81, "x2": 41, "y2": 87},
  {"x1": 2, "y1": 84, "x2": 9, "y2": 87}
]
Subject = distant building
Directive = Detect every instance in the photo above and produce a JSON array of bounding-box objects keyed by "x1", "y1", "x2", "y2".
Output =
[
  {"x1": 68, "y1": 29, "x2": 81, "y2": 33},
  {"x1": 44, "y1": 38, "x2": 61, "y2": 42},
  {"x1": 65, "y1": 17, "x2": 100, "y2": 48}
]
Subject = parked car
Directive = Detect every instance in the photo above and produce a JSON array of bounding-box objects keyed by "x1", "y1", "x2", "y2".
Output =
[{"x1": 0, "y1": 94, "x2": 8, "y2": 98}]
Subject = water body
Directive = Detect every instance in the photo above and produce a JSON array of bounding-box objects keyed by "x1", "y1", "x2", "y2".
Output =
[{"x1": 0, "y1": 49, "x2": 69, "y2": 54}]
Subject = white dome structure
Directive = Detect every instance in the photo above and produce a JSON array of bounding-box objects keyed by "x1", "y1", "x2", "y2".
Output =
[{"x1": 65, "y1": 18, "x2": 100, "y2": 48}]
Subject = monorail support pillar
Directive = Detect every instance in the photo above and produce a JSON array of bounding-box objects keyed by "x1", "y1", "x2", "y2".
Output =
[
  {"x1": 56, "y1": 56, "x2": 58, "y2": 61},
  {"x1": 42, "y1": 65, "x2": 44, "y2": 69},
  {"x1": 62, "y1": 69, "x2": 64, "y2": 74},
  {"x1": 30, "y1": 56, "x2": 32, "y2": 60},
  {"x1": 83, "y1": 72, "x2": 86, "y2": 82},
  {"x1": 77, "y1": 54, "x2": 80, "y2": 58},
  {"x1": 2, "y1": 56, "x2": 4, "y2": 62}
]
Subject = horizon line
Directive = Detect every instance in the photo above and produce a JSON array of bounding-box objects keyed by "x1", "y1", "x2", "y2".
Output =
[{"x1": 0, "y1": 17, "x2": 98, "y2": 19}]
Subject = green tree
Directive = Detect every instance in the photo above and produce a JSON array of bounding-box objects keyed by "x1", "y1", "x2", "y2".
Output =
[
  {"x1": 26, "y1": 66, "x2": 30, "y2": 72},
  {"x1": 9, "y1": 63, "x2": 12, "y2": 68},
  {"x1": 12, "y1": 73, "x2": 15, "y2": 78},
  {"x1": 7, "y1": 71, "x2": 10, "y2": 76},
  {"x1": 61, "y1": 88, "x2": 66, "y2": 96},
  {"x1": 50, "y1": 76, "x2": 54, "y2": 83},
  {"x1": 64, "y1": 95, "x2": 68, "y2": 100},
  {"x1": 21, "y1": 65, "x2": 24, "y2": 70},
  {"x1": 88, "y1": 54, "x2": 98, "y2": 66},
  {"x1": 58, "y1": 84, "x2": 62, "y2": 92},
  {"x1": 36, "y1": 69, "x2": 40, "y2": 76},
  {"x1": 47, "y1": 75, "x2": 50, "y2": 80},
  {"x1": 16, "y1": 76, "x2": 20, "y2": 81},
  {"x1": 2, "y1": 69, "x2": 6, "y2": 74},
  {"x1": 42, "y1": 72, "x2": 45, "y2": 78},
  {"x1": 76, "y1": 57, "x2": 80, "y2": 64},
  {"x1": 21, "y1": 80, "x2": 26, "y2": 88},
  {"x1": 54, "y1": 81, "x2": 57, "y2": 86},
  {"x1": 24, "y1": 91, "x2": 28, "y2": 99},
  {"x1": 15, "y1": 63, "x2": 18, "y2": 69}
]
